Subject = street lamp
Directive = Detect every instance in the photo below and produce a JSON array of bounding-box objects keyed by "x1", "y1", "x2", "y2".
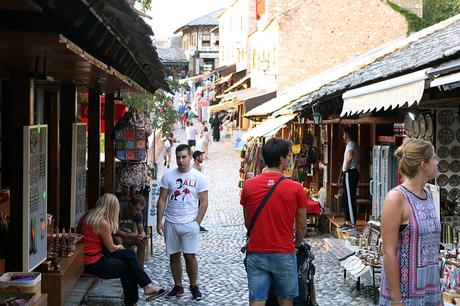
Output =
[{"x1": 312, "y1": 106, "x2": 322, "y2": 125}]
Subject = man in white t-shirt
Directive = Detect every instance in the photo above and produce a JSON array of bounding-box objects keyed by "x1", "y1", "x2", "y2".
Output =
[
  {"x1": 157, "y1": 144, "x2": 208, "y2": 300},
  {"x1": 185, "y1": 122, "x2": 197, "y2": 149}
]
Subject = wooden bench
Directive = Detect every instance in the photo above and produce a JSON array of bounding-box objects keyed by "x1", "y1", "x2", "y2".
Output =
[{"x1": 41, "y1": 244, "x2": 84, "y2": 306}]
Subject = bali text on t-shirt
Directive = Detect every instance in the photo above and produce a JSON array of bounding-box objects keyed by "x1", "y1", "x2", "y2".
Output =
[{"x1": 160, "y1": 168, "x2": 208, "y2": 223}]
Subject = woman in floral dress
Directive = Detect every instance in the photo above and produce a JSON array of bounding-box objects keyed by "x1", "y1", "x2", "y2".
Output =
[{"x1": 380, "y1": 138, "x2": 441, "y2": 306}]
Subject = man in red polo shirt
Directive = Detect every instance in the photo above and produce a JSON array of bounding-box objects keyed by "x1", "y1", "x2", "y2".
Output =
[{"x1": 240, "y1": 137, "x2": 308, "y2": 306}]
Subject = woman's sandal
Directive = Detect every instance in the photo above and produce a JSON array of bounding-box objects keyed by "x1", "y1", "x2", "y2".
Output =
[{"x1": 145, "y1": 288, "x2": 168, "y2": 302}]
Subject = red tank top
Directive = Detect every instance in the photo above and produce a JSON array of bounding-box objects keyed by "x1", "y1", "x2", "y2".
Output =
[{"x1": 80, "y1": 221, "x2": 103, "y2": 265}]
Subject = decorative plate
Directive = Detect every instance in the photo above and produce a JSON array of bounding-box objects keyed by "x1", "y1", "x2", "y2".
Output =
[
  {"x1": 456, "y1": 129, "x2": 460, "y2": 143},
  {"x1": 451, "y1": 146, "x2": 460, "y2": 159},
  {"x1": 441, "y1": 188, "x2": 448, "y2": 200},
  {"x1": 451, "y1": 160, "x2": 460, "y2": 173},
  {"x1": 438, "y1": 110, "x2": 455, "y2": 126},
  {"x1": 449, "y1": 174, "x2": 460, "y2": 187},
  {"x1": 437, "y1": 146, "x2": 450, "y2": 159},
  {"x1": 449, "y1": 188, "x2": 460, "y2": 201},
  {"x1": 412, "y1": 119, "x2": 420, "y2": 138},
  {"x1": 404, "y1": 114, "x2": 413, "y2": 137},
  {"x1": 437, "y1": 174, "x2": 449, "y2": 187},
  {"x1": 417, "y1": 114, "x2": 426, "y2": 139},
  {"x1": 425, "y1": 114, "x2": 433, "y2": 138},
  {"x1": 438, "y1": 128, "x2": 455, "y2": 145},
  {"x1": 439, "y1": 160, "x2": 450, "y2": 173}
]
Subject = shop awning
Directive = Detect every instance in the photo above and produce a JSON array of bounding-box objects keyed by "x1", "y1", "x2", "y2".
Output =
[
  {"x1": 214, "y1": 74, "x2": 233, "y2": 85},
  {"x1": 341, "y1": 69, "x2": 430, "y2": 117},
  {"x1": 219, "y1": 87, "x2": 266, "y2": 101},
  {"x1": 224, "y1": 74, "x2": 251, "y2": 93},
  {"x1": 209, "y1": 99, "x2": 242, "y2": 112},
  {"x1": 430, "y1": 71, "x2": 460, "y2": 88},
  {"x1": 244, "y1": 114, "x2": 296, "y2": 139}
]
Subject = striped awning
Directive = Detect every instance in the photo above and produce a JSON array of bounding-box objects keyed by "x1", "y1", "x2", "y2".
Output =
[
  {"x1": 244, "y1": 114, "x2": 296, "y2": 139},
  {"x1": 341, "y1": 69, "x2": 430, "y2": 117},
  {"x1": 209, "y1": 99, "x2": 241, "y2": 112}
]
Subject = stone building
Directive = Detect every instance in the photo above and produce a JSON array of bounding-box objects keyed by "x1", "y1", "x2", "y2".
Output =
[
  {"x1": 156, "y1": 36, "x2": 189, "y2": 79},
  {"x1": 240, "y1": 0, "x2": 423, "y2": 91},
  {"x1": 175, "y1": 9, "x2": 223, "y2": 76}
]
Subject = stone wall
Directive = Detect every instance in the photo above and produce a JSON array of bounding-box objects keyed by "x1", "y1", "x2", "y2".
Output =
[{"x1": 275, "y1": 0, "x2": 409, "y2": 90}]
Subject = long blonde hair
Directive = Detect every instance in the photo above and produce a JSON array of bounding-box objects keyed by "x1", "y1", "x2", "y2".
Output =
[
  {"x1": 394, "y1": 138, "x2": 434, "y2": 179},
  {"x1": 84, "y1": 193, "x2": 119, "y2": 234}
]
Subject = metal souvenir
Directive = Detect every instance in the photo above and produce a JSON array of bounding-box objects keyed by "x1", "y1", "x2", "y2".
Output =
[
  {"x1": 451, "y1": 146, "x2": 460, "y2": 159},
  {"x1": 441, "y1": 188, "x2": 448, "y2": 200},
  {"x1": 449, "y1": 174, "x2": 460, "y2": 187},
  {"x1": 437, "y1": 174, "x2": 448, "y2": 187},
  {"x1": 438, "y1": 128, "x2": 455, "y2": 145},
  {"x1": 437, "y1": 146, "x2": 450, "y2": 159},
  {"x1": 404, "y1": 114, "x2": 413, "y2": 138},
  {"x1": 451, "y1": 160, "x2": 460, "y2": 173},
  {"x1": 425, "y1": 114, "x2": 433, "y2": 138},
  {"x1": 417, "y1": 114, "x2": 426, "y2": 139},
  {"x1": 439, "y1": 160, "x2": 449, "y2": 173},
  {"x1": 438, "y1": 110, "x2": 455, "y2": 126},
  {"x1": 449, "y1": 188, "x2": 460, "y2": 201},
  {"x1": 412, "y1": 120, "x2": 419, "y2": 138}
]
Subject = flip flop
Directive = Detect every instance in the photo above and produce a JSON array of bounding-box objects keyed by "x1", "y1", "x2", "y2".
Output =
[{"x1": 146, "y1": 289, "x2": 168, "y2": 302}]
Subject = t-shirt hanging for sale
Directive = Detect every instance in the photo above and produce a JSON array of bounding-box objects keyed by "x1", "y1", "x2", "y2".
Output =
[{"x1": 160, "y1": 168, "x2": 208, "y2": 224}]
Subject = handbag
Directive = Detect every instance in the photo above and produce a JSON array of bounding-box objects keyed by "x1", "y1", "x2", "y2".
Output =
[{"x1": 241, "y1": 176, "x2": 287, "y2": 267}]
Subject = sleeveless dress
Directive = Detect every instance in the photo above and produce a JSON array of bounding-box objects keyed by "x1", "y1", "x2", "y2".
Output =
[{"x1": 379, "y1": 185, "x2": 441, "y2": 306}]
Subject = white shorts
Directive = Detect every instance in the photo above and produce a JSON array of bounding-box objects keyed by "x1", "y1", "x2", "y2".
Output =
[{"x1": 164, "y1": 220, "x2": 200, "y2": 255}]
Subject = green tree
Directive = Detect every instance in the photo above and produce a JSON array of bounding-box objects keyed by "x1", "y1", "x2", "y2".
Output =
[
  {"x1": 388, "y1": 0, "x2": 460, "y2": 33},
  {"x1": 123, "y1": 80, "x2": 186, "y2": 134},
  {"x1": 135, "y1": 0, "x2": 152, "y2": 12}
]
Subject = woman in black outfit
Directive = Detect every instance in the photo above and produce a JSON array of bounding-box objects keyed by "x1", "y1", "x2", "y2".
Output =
[{"x1": 211, "y1": 113, "x2": 222, "y2": 142}]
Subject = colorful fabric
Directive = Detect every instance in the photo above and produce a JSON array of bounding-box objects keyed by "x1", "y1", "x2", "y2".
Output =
[
  {"x1": 240, "y1": 173, "x2": 308, "y2": 254},
  {"x1": 379, "y1": 185, "x2": 441, "y2": 306},
  {"x1": 117, "y1": 162, "x2": 150, "y2": 192}
]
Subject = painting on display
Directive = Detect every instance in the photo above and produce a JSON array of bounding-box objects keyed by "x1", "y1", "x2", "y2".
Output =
[
  {"x1": 70, "y1": 123, "x2": 87, "y2": 227},
  {"x1": 23, "y1": 125, "x2": 48, "y2": 272},
  {"x1": 147, "y1": 180, "x2": 161, "y2": 228}
]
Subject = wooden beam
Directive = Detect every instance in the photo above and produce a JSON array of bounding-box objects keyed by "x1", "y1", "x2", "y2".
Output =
[
  {"x1": 87, "y1": 89, "x2": 101, "y2": 209},
  {"x1": 59, "y1": 84, "x2": 77, "y2": 229},
  {"x1": 315, "y1": 116, "x2": 404, "y2": 125},
  {"x1": 44, "y1": 90, "x2": 60, "y2": 229},
  {"x1": 4, "y1": 72, "x2": 33, "y2": 271},
  {"x1": 104, "y1": 93, "x2": 115, "y2": 194}
]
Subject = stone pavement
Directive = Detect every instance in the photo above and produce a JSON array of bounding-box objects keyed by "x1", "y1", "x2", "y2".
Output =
[{"x1": 80, "y1": 124, "x2": 377, "y2": 306}]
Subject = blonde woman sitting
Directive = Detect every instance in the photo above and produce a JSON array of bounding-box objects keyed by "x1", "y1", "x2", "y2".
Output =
[{"x1": 79, "y1": 193, "x2": 167, "y2": 305}]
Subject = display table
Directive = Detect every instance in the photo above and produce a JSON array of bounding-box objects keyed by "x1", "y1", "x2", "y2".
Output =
[
  {"x1": 33, "y1": 293, "x2": 48, "y2": 306},
  {"x1": 306, "y1": 198, "x2": 321, "y2": 216},
  {"x1": 41, "y1": 244, "x2": 84, "y2": 306}
]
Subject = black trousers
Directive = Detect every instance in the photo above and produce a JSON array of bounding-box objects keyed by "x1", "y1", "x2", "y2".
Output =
[
  {"x1": 85, "y1": 248, "x2": 151, "y2": 305},
  {"x1": 342, "y1": 169, "x2": 359, "y2": 224}
]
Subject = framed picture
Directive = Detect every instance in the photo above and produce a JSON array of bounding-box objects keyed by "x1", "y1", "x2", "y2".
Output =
[
  {"x1": 23, "y1": 125, "x2": 48, "y2": 272},
  {"x1": 369, "y1": 228, "x2": 380, "y2": 251},
  {"x1": 70, "y1": 123, "x2": 87, "y2": 227}
]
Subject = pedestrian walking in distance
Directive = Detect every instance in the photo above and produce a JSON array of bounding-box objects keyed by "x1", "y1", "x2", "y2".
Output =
[
  {"x1": 380, "y1": 138, "x2": 441, "y2": 306},
  {"x1": 240, "y1": 138, "x2": 307, "y2": 305},
  {"x1": 199, "y1": 126, "x2": 212, "y2": 159},
  {"x1": 185, "y1": 121, "x2": 197, "y2": 150},
  {"x1": 162, "y1": 131, "x2": 176, "y2": 169},
  {"x1": 157, "y1": 144, "x2": 209, "y2": 300},
  {"x1": 210, "y1": 112, "x2": 222, "y2": 142},
  {"x1": 79, "y1": 193, "x2": 167, "y2": 305}
]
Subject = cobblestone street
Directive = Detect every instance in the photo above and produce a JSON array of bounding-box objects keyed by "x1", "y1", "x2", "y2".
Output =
[{"x1": 83, "y1": 125, "x2": 377, "y2": 306}]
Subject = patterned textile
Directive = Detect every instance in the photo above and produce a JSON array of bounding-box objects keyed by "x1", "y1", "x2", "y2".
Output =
[
  {"x1": 117, "y1": 162, "x2": 150, "y2": 192},
  {"x1": 379, "y1": 185, "x2": 441, "y2": 306}
]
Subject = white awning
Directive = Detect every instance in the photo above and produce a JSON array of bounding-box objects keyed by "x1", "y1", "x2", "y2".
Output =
[
  {"x1": 341, "y1": 69, "x2": 430, "y2": 117},
  {"x1": 244, "y1": 114, "x2": 296, "y2": 140},
  {"x1": 224, "y1": 74, "x2": 250, "y2": 93},
  {"x1": 209, "y1": 99, "x2": 241, "y2": 112},
  {"x1": 430, "y1": 71, "x2": 460, "y2": 88}
]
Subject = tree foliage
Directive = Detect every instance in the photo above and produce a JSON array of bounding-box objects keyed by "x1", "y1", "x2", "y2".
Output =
[
  {"x1": 135, "y1": 0, "x2": 152, "y2": 12},
  {"x1": 388, "y1": 0, "x2": 460, "y2": 34},
  {"x1": 123, "y1": 80, "x2": 186, "y2": 134}
]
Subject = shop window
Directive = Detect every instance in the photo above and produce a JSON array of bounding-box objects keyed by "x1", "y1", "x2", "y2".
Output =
[{"x1": 202, "y1": 32, "x2": 210, "y2": 47}]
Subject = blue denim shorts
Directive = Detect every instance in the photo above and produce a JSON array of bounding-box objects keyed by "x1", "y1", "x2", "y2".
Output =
[{"x1": 246, "y1": 252, "x2": 298, "y2": 302}]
